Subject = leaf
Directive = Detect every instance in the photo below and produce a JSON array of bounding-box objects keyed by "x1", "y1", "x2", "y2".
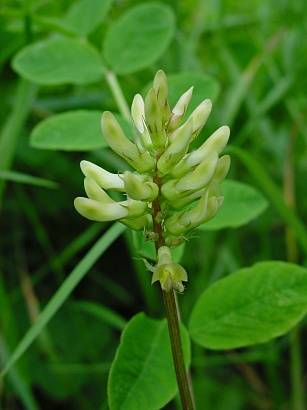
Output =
[
  {"x1": 199, "y1": 179, "x2": 268, "y2": 230},
  {"x1": 167, "y1": 72, "x2": 220, "y2": 114},
  {"x1": 30, "y1": 110, "x2": 106, "y2": 151},
  {"x1": 189, "y1": 261, "x2": 307, "y2": 349},
  {"x1": 0, "y1": 170, "x2": 58, "y2": 189},
  {"x1": 12, "y1": 37, "x2": 104, "y2": 85},
  {"x1": 104, "y1": 3, "x2": 175, "y2": 74},
  {"x1": 0, "y1": 223, "x2": 126, "y2": 377},
  {"x1": 108, "y1": 313, "x2": 190, "y2": 410},
  {"x1": 64, "y1": 0, "x2": 113, "y2": 36}
]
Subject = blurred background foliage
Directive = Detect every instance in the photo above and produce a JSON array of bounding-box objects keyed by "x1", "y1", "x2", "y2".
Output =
[{"x1": 0, "y1": 0, "x2": 306, "y2": 409}]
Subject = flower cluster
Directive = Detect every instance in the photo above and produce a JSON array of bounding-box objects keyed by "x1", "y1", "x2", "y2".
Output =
[
  {"x1": 74, "y1": 70, "x2": 230, "y2": 291},
  {"x1": 74, "y1": 70, "x2": 230, "y2": 247}
]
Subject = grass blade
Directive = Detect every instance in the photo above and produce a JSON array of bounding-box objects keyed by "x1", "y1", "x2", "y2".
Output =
[
  {"x1": 0, "y1": 337, "x2": 39, "y2": 410},
  {"x1": 0, "y1": 222, "x2": 126, "y2": 377},
  {"x1": 0, "y1": 170, "x2": 58, "y2": 189}
]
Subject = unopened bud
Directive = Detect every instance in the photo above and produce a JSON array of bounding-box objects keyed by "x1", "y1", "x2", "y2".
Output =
[
  {"x1": 212, "y1": 155, "x2": 231, "y2": 182},
  {"x1": 165, "y1": 192, "x2": 222, "y2": 235},
  {"x1": 80, "y1": 160, "x2": 124, "y2": 191},
  {"x1": 168, "y1": 87, "x2": 193, "y2": 132},
  {"x1": 157, "y1": 119, "x2": 193, "y2": 175},
  {"x1": 172, "y1": 125, "x2": 230, "y2": 178},
  {"x1": 188, "y1": 99, "x2": 212, "y2": 140},
  {"x1": 74, "y1": 197, "x2": 128, "y2": 222},
  {"x1": 120, "y1": 198, "x2": 148, "y2": 218},
  {"x1": 145, "y1": 88, "x2": 166, "y2": 149},
  {"x1": 161, "y1": 179, "x2": 183, "y2": 202},
  {"x1": 123, "y1": 171, "x2": 158, "y2": 201},
  {"x1": 131, "y1": 94, "x2": 145, "y2": 134},
  {"x1": 84, "y1": 177, "x2": 115, "y2": 203},
  {"x1": 153, "y1": 70, "x2": 169, "y2": 117},
  {"x1": 175, "y1": 152, "x2": 218, "y2": 192},
  {"x1": 131, "y1": 94, "x2": 153, "y2": 150},
  {"x1": 102, "y1": 111, "x2": 155, "y2": 172},
  {"x1": 121, "y1": 214, "x2": 151, "y2": 231}
]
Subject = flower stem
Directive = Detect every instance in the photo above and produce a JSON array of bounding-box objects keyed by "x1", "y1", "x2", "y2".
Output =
[
  {"x1": 105, "y1": 70, "x2": 131, "y2": 121},
  {"x1": 152, "y1": 180, "x2": 195, "y2": 410},
  {"x1": 162, "y1": 290, "x2": 195, "y2": 410},
  {"x1": 107, "y1": 74, "x2": 195, "y2": 408}
]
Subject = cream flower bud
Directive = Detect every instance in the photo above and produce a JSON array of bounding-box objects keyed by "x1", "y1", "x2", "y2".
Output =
[
  {"x1": 157, "y1": 118, "x2": 193, "y2": 175},
  {"x1": 121, "y1": 214, "x2": 151, "y2": 231},
  {"x1": 145, "y1": 88, "x2": 166, "y2": 149},
  {"x1": 165, "y1": 193, "x2": 222, "y2": 235},
  {"x1": 131, "y1": 94, "x2": 153, "y2": 150},
  {"x1": 212, "y1": 155, "x2": 231, "y2": 182},
  {"x1": 120, "y1": 198, "x2": 149, "y2": 218},
  {"x1": 175, "y1": 152, "x2": 218, "y2": 192},
  {"x1": 152, "y1": 246, "x2": 188, "y2": 292},
  {"x1": 188, "y1": 99, "x2": 212, "y2": 141},
  {"x1": 84, "y1": 177, "x2": 115, "y2": 203},
  {"x1": 123, "y1": 171, "x2": 158, "y2": 201},
  {"x1": 74, "y1": 197, "x2": 128, "y2": 222},
  {"x1": 161, "y1": 179, "x2": 182, "y2": 202},
  {"x1": 153, "y1": 70, "x2": 168, "y2": 111},
  {"x1": 131, "y1": 94, "x2": 145, "y2": 134},
  {"x1": 80, "y1": 160, "x2": 124, "y2": 191},
  {"x1": 172, "y1": 125, "x2": 230, "y2": 178},
  {"x1": 171, "y1": 187, "x2": 207, "y2": 209},
  {"x1": 102, "y1": 111, "x2": 155, "y2": 172},
  {"x1": 168, "y1": 87, "x2": 193, "y2": 132}
]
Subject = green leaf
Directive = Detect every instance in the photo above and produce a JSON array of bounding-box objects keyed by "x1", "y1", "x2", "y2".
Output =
[
  {"x1": 12, "y1": 37, "x2": 104, "y2": 85},
  {"x1": 167, "y1": 72, "x2": 220, "y2": 114},
  {"x1": 199, "y1": 179, "x2": 268, "y2": 230},
  {"x1": 0, "y1": 170, "x2": 58, "y2": 189},
  {"x1": 64, "y1": 0, "x2": 113, "y2": 36},
  {"x1": 0, "y1": 223, "x2": 126, "y2": 377},
  {"x1": 104, "y1": 3, "x2": 175, "y2": 74},
  {"x1": 30, "y1": 110, "x2": 106, "y2": 151},
  {"x1": 108, "y1": 313, "x2": 190, "y2": 410},
  {"x1": 189, "y1": 261, "x2": 307, "y2": 349}
]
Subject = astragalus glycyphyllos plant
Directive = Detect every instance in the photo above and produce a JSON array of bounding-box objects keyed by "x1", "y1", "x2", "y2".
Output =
[{"x1": 74, "y1": 70, "x2": 230, "y2": 409}]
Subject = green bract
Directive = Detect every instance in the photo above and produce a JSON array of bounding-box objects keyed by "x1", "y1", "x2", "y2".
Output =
[{"x1": 74, "y1": 70, "x2": 230, "y2": 245}]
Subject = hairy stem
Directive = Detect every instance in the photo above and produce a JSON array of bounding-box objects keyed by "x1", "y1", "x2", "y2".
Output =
[{"x1": 152, "y1": 179, "x2": 195, "y2": 410}]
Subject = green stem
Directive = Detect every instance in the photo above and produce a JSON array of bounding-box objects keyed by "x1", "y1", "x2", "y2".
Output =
[
  {"x1": 152, "y1": 179, "x2": 195, "y2": 410},
  {"x1": 105, "y1": 70, "x2": 131, "y2": 121},
  {"x1": 162, "y1": 290, "x2": 195, "y2": 410}
]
